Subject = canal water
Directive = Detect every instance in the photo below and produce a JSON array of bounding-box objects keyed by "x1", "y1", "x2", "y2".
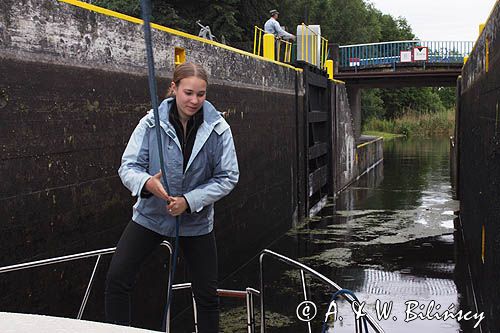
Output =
[{"x1": 211, "y1": 136, "x2": 476, "y2": 333}]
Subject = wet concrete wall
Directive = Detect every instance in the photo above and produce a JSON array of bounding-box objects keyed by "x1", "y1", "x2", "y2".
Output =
[
  {"x1": 333, "y1": 84, "x2": 357, "y2": 191},
  {"x1": 457, "y1": 2, "x2": 500, "y2": 331},
  {"x1": 0, "y1": 0, "x2": 301, "y2": 328},
  {"x1": 0, "y1": 0, "x2": 379, "y2": 330},
  {"x1": 355, "y1": 137, "x2": 383, "y2": 180}
]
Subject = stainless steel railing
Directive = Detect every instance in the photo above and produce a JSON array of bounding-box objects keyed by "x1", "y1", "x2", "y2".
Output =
[
  {"x1": 0, "y1": 242, "x2": 259, "y2": 333},
  {"x1": 0, "y1": 245, "x2": 383, "y2": 332},
  {"x1": 0, "y1": 242, "x2": 173, "y2": 327},
  {"x1": 259, "y1": 249, "x2": 385, "y2": 333},
  {"x1": 173, "y1": 283, "x2": 260, "y2": 333}
]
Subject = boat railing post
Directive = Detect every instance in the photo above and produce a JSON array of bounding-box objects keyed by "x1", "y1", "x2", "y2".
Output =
[
  {"x1": 160, "y1": 241, "x2": 174, "y2": 333},
  {"x1": 246, "y1": 290, "x2": 252, "y2": 333},
  {"x1": 259, "y1": 252, "x2": 266, "y2": 333},
  {"x1": 299, "y1": 269, "x2": 312, "y2": 333},
  {"x1": 192, "y1": 292, "x2": 199, "y2": 333},
  {"x1": 250, "y1": 291, "x2": 256, "y2": 332},
  {"x1": 77, "y1": 254, "x2": 102, "y2": 319}
]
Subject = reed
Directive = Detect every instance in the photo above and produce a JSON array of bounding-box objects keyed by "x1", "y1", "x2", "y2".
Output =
[{"x1": 363, "y1": 109, "x2": 455, "y2": 137}]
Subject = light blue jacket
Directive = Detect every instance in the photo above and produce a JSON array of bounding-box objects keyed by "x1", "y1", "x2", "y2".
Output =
[
  {"x1": 264, "y1": 17, "x2": 294, "y2": 39},
  {"x1": 118, "y1": 98, "x2": 239, "y2": 237}
]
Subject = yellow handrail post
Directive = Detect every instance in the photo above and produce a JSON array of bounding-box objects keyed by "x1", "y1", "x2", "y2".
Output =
[
  {"x1": 253, "y1": 26, "x2": 257, "y2": 55},
  {"x1": 288, "y1": 42, "x2": 292, "y2": 62},
  {"x1": 263, "y1": 33, "x2": 275, "y2": 61},
  {"x1": 479, "y1": 23, "x2": 485, "y2": 35},
  {"x1": 257, "y1": 30, "x2": 263, "y2": 55},
  {"x1": 313, "y1": 35, "x2": 316, "y2": 66},
  {"x1": 253, "y1": 26, "x2": 267, "y2": 57},
  {"x1": 322, "y1": 38, "x2": 328, "y2": 68},
  {"x1": 277, "y1": 39, "x2": 281, "y2": 62},
  {"x1": 315, "y1": 36, "x2": 318, "y2": 65},
  {"x1": 320, "y1": 38, "x2": 324, "y2": 68}
]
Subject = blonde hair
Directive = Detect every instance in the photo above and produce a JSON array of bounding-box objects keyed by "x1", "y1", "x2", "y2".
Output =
[{"x1": 167, "y1": 62, "x2": 209, "y2": 97}]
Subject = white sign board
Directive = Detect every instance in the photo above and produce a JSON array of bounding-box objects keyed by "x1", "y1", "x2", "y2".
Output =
[
  {"x1": 400, "y1": 50, "x2": 412, "y2": 63},
  {"x1": 413, "y1": 46, "x2": 428, "y2": 61},
  {"x1": 349, "y1": 58, "x2": 360, "y2": 67}
]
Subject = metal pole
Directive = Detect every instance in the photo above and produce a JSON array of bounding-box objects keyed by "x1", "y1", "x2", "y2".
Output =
[
  {"x1": 192, "y1": 292, "x2": 199, "y2": 333},
  {"x1": 0, "y1": 248, "x2": 116, "y2": 274},
  {"x1": 300, "y1": 270, "x2": 312, "y2": 333},
  {"x1": 246, "y1": 291, "x2": 252, "y2": 333},
  {"x1": 259, "y1": 252, "x2": 266, "y2": 333},
  {"x1": 77, "y1": 254, "x2": 102, "y2": 319}
]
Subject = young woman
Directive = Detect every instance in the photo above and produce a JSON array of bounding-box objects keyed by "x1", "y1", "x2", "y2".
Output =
[{"x1": 105, "y1": 62, "x2": 239, "y2": 332}]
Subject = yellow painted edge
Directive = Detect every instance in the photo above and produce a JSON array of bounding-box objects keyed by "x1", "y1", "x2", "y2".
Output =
[
  {"x1": 496, "y1": 102, "x2": 499, "y2": 135},
  {"x1": 485, "y1": 38, "x2": 489, "y2": 73},
  {"x1": 479, "y1": 23, "x2": 485, "y2": 35},
  {"x1": 331, "y1": 79, "x2": 345, "y2": 84},
  {"x1": 481, "y1": 224, "x2": 485, "y2": 264},
  {"x1": 469, "y1": 0, "x2": 499, "y2": 56},
  {"x1": 356, "y1": 137, "x2": 383, "y2": 149},
  {"x1": 58, "y1": 0, "x2": 303, "y2": 72}
]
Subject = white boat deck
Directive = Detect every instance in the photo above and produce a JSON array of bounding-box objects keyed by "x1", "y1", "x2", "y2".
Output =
[{"x1": 0, "y1": 312, "x2": 162, "y2": 333}]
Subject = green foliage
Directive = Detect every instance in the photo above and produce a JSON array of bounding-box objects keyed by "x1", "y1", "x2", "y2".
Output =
[
  {"x1": 434, "y1": 87, "x2": 456, "y2": 109},
  {"x1": 93, "y1": 0, "x2": 453, "y2": 131},
  {"x1": 362, "y1": 130, "x2": 404, "y2": 141},
  {"x1": 92, "y1": 0, "x2": 415, "y2": 50},
  {"x1": 363, "y1": 109, "x2": 455, "y2": 137},
  {"x1": 361, "y1": 88, "x2": 385, "y2": 122},
  {"x1": 362, "y1": 86, "x2": 451, "y2": 133},
  {"x1": 378, "y1": 87, "x2": 446, "y2": 119},
  {"x1": 94, "y1": 0, "x2": 247, "y2": 43}
]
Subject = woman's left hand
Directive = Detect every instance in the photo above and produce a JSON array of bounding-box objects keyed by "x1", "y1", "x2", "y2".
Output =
[{"x1": 166, "y1": 196, "x2": 188, "y2": 216}]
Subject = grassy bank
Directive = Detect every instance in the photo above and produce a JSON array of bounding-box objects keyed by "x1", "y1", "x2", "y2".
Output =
[
  {"x1": 362, "y1": 131, "x2": 405, "y2": 141},
  {"x1": 363, "y1": 109, "x2": 455, "y2": 137}
]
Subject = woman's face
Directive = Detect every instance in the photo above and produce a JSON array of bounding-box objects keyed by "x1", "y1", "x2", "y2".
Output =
[{"x1": 172, "y1": 76, "x2": 207, "y2": 120}]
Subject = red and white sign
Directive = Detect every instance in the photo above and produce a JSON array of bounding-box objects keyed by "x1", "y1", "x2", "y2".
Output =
[
  {"x1": 400, "y1": 50, "x2": 412, "y2": 63},
  {"x1": 349, "y1": 57, "x2": 360, "y2": 67},
  {"x1": 413, "y1": 46, "x2": 428, "y2": 61}
]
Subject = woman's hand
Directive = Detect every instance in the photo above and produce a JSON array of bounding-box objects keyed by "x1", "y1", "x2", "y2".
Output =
[
  {"x1": 166, "y1": 196, "x2": 188, "y2": 216},
  {"x1": 144, "y1": 171, "x2": 171, "y2": 201}
]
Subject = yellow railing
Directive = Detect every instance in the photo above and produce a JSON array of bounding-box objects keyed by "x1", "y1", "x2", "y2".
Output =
[
  {"x1": 320, "y1": 36, "x2": 328, "y2": 68},
  {"x1": 253, "y1": 26, "x2": 293, "y2": 63},
  {"x1": 300, "y1": 23, "x2": 329, "y2": 69},
  {"x1": 253, "y1": 26, "x2": 265, "y2": 57},
  {"x1": 276, "y1": 38, "x2": 292, "y2": 63}
]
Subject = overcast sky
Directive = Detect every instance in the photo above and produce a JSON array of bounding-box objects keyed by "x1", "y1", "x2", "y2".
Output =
[{"x1": 368, "y1": 0, "x2": 497, "y2": 41}]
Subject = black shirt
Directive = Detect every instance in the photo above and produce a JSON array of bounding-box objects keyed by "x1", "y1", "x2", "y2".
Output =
[{"x1": 168, "y1": 100, "x2": 204, "y2": 172}]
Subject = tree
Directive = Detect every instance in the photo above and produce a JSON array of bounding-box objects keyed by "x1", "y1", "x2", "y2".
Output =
[
  {"x1": 94, "y1": 0, "x2": 243, "y2": 43},
  {"x1": 94, "y1": 0, "x2": 452, "y2": 122}
]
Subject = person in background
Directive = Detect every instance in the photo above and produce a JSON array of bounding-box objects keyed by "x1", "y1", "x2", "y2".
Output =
[
  {"x1": 264, "y1": 9, "x2": 296, "y2": 41},
  {"x1": 105, "y1": 62, "x2": 239, "y2": 333}
]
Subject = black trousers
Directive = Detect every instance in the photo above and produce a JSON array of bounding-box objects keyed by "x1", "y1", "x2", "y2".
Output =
[{"x1": 105, "y1": 220, "x2": 219, "y2": 332}]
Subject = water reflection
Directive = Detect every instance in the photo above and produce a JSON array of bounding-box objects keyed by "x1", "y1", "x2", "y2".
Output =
[
  {"x1": 224, "y1": 137, "x2": 470, "y2": 333},
  {"x1": 206, "y1": 138, "x2": 474, "y2": 332}
]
